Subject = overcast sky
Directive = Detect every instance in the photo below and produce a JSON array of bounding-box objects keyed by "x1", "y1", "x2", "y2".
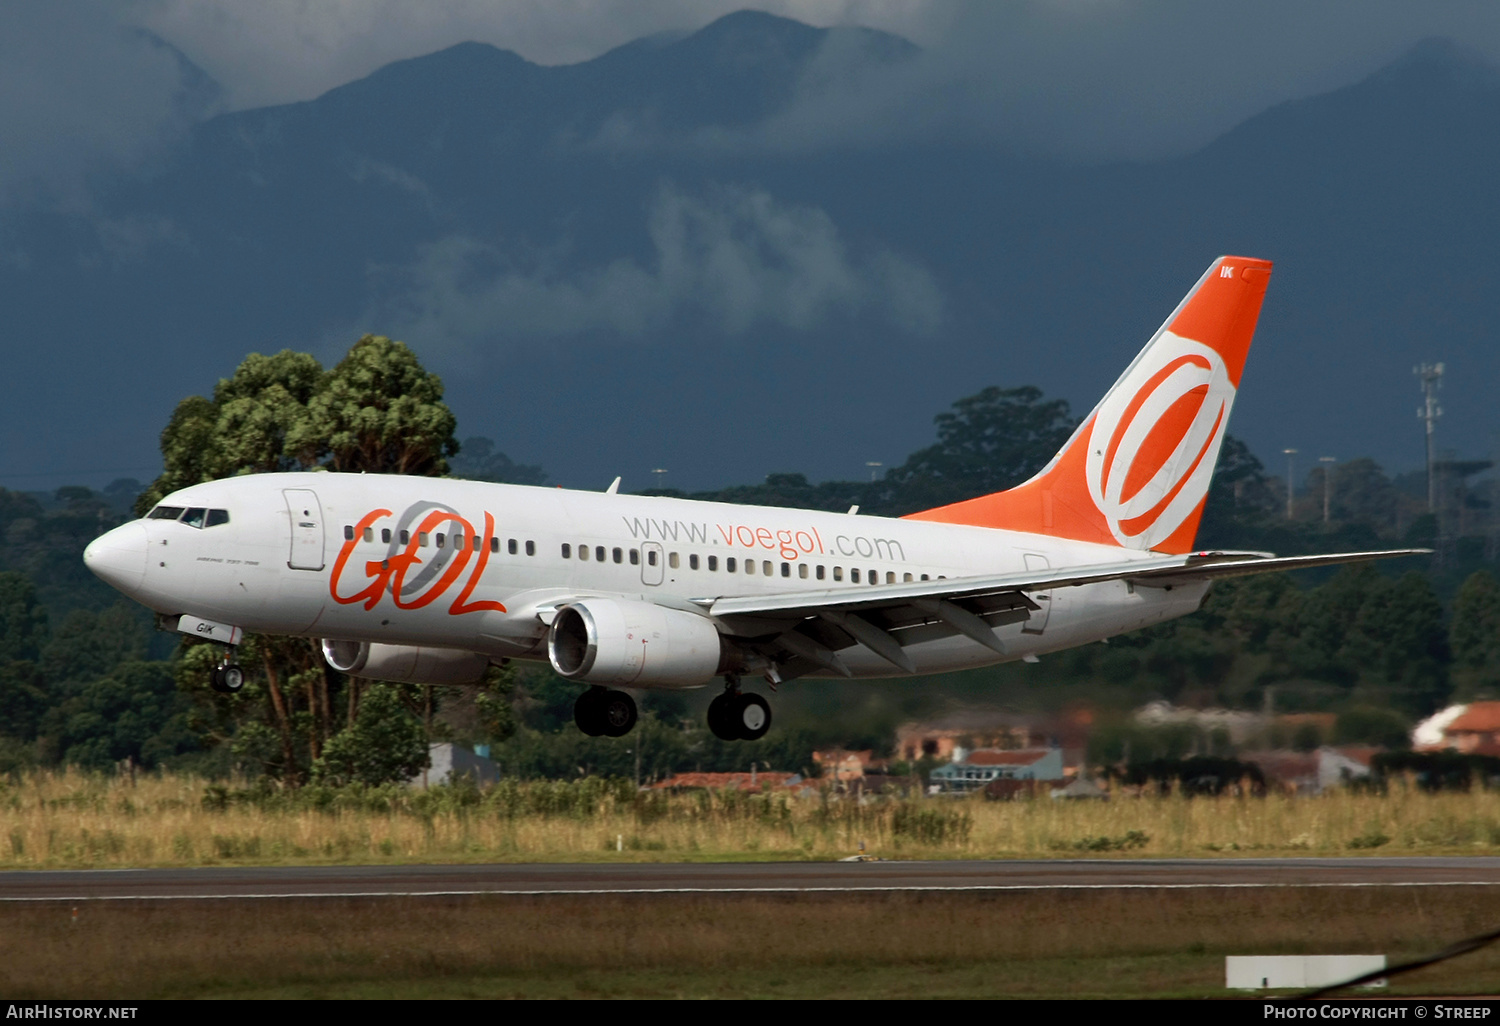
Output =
[{"x1": 4, "y1": 1, "x2": 1500, "y2": 207}]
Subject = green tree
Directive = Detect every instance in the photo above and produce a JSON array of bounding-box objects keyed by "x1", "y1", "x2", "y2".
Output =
[
  {"x1": 873, "y1": 385, "x2": 1076, "y2": 514},
  {"x1": 55, "y1": 661, "x2": 197, "y2": 770},
  {"x1": 311, "y1": 685, "x2": 429, "y2": 787},
  {"x1": 136, "y1": 350, "x2": 325, "y2": 515},
  {"x1": 1450, "y1": 570, "x2": 1500, "y2": 699},
  {"x1": 0, "y1": 571, "x2": 47, "y2": 663},
  {"x1": 292, "y1": 335, "x2": 458, "y2": 475},
  {"x1": 451, "y1": 437, "x2": 546, "y2": 486}
]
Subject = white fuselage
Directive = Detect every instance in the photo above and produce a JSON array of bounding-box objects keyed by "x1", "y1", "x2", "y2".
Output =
[{"x1": 86, "y1": 472, "x2": 1210, "y2": 685}]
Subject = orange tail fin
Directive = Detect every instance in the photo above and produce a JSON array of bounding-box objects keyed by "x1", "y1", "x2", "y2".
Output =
[{"x1": 904, "y1": 256, "x2": 1273, "y2": 554}]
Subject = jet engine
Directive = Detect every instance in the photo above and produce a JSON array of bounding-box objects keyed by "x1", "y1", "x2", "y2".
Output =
[
  {"x1": 547, "y1": 598, "x2": 724, "y2": 687},
  {"x1": 320, "y1": 639, "x2": 490, "y2": 685}
]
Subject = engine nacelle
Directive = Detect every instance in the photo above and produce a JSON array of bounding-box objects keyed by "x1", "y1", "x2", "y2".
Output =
[
  {"x1": 320, "y1": 639, "x2": 490, "y2": 685},
  {"x1": 548, "y1": 598, "x2": 724, "y2": 687}
]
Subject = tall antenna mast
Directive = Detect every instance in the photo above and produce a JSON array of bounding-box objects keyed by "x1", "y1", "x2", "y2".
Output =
[{"x1": 1415, "y1": 362, "x2": 1444, "y2": 513}]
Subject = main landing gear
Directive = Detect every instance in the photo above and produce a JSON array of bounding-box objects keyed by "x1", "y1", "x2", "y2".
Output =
[
  {"x1": 707, "y1": 678, "x2": 771, "y2": 741},
  {"x1": 574, "y1": 686, "x2": 638, "y2": 738},
  {"x1": 210, "y1": 647, "x2": 245, "y2": 695}
]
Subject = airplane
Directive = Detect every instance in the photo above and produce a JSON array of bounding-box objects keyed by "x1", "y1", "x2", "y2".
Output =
[{"x1": 84, "y1": 256, "x2": 1420, "y2": 741}]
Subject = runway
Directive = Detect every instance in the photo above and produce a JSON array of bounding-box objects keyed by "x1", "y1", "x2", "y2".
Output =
[{"x1": 3, "y1": 857, "x2": 1499, "y2": 901}]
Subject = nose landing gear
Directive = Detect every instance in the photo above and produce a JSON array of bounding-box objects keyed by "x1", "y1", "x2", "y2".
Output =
[
  {"x1": 210, "y1": 648, "x2": 245, "y2": 694},
  {"x1": 573, "y1": 686, "x2": 638, "y2": 738},
  {"x1": 707, "y1": 678, "x2": 771, "y2": 741}
]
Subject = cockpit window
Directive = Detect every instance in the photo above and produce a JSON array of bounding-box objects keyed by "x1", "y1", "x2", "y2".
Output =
[
  {"x1": 148, "y1": 506, "x2": 186, "y2": 520},
  {"x1": 181, "y1": 508, "x2": 207, "y2": 528},
  {"x1": 206, "y1": 509, "x2": 230, "y2": 528}
]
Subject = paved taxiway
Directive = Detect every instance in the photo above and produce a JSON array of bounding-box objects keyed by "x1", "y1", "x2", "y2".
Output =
[{"x1": 2, "y1": 857, "x2": 1498, "y2": 900}]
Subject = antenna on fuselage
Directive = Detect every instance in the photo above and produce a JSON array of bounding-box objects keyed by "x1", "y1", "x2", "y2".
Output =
[{"x1": 606, "y1": 477, "x2": 621, "y2": 494}]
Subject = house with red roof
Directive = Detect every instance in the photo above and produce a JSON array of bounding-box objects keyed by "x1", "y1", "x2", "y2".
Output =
[{"x1": 929, "y1": 748, "x2": 1065, "y2": 793}]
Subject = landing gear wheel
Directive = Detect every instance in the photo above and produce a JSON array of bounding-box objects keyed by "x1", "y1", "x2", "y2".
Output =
[
  {"x1": 707, "y1": 692, "x2": 738, "y2": 741},
  {"x1": 210, "y1": 663, "x2": 245, "y2": 695},
  {"x1": 574, "y1": 687, "x2": 608, "y2": 737},
  {"x1": 599, "y1": 690, "x2": 638, "y2": 738},
  {"x1": 732, "y1": 692, "x2": 771, "y2": 741}
]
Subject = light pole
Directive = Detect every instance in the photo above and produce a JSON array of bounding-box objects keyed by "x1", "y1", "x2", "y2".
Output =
[
  {"x1": 1319, "y1": 457, "x2": 1336, "y2": 523},
  {"x1": 1415, "y1": 363, "x2": 1443, "y2": 513},
  {"x1": 865, "y1": 461, "x2": 882, "y2": 482},
  {"x1": 650, "y1": 468, "x2": 668, "y2": 490},
  {"x1": 1283, "y1": 449, "x2": 1298, "y2": 520}
]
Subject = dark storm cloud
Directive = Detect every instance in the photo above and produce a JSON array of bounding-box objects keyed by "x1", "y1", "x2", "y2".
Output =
[
  {"x1": 0, "y1": 2, "x2": 206, "y2": 208},
  {"x1": 726, "y1": 0, "x2": 1500, "y2": 160}
]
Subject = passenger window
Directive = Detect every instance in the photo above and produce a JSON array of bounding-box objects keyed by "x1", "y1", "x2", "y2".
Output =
[
  {"x1": 579, "y1": 545, "x2": 589, "y2": 561},
  {"x1": 851, "y1": 568, "x2": 860, "y2": 583},
  {"x1": 400, "y1": 530, "x2": 410, "y2": 545},
  {"x1": 418, "y1": 532, "x2": 429, "y2": 547},
  {"x1": 453, "y1": 532, "x2": 463, "y2": 549},
  {"x1": 472, "y1": 535, "x2": 481, "y2": 552},
  {"x1": 726, "y1": 557, "x2": 737, "y2": 572},
  {"x1": 436, "y1": 533, "x2": 445, "y2": 549},
  {"x1": 343, "y1": 524, "x2": 354, "y2": 540},
  {"x1": 596, "y1": 546, "x2": 606, "y2": 562},
  {"x1": 508, "y1": 539, "x2": 518, "y2": 555},
  {"x1": 834, "y1": 566, "x2": 843, "y2": 581},
  {"x1": 381, "y1": 529, "x2": 391, "y2": 544},
  {"x1": 491, "y1": 537, "x2": 500, "y2": 553},
  {"x1": 745, "y1": 560, "x2": 755, "y2": 575},
  {"x1": 708, "y1": 555, "x2": 718, "y2": 571},
  {"x1": 363, "y1": 527, "x2": 374, "y2": 543},
  {"x1": 763, "y1": 561, "x2": 773, "y2": 576},
  {"x1": 799, "y1": 564, "x2": 808, "y2": 579},
  {"x1": 526, "y1": 541, "x2": 535, "y2": 556},
  {"x1": 207, "y1": 509, "x2": 230, "y2": 528},
  {"x1": 689, "y1": 554, "x2": 699, "y2": 570},
  {"x1": 781, "y1": 562, "x2": 790, "y2": 577},
  {"x1": 630, "y1": 549, "x2": 640, "y2": 565},
  {"x1": 921, "y1": 574, "x2": 929, "y2": 581},
  {"x1": 904, "y1": 573, "x2": 913, "y2": 582},
  {"x1": 613, "y1": 547, "x2": 623, "y2": 564},
  {"x1": 669, "y1": 552, "x2": 680, "y2": 569},
  {"x1": 561, "y1": 544, "x2": 571, "y2": 558},
  {"x1": 887, "y1": 572, "x2": 896, "y2": 584},
  {"x1": 816, "y1": 565, "x2": 825, "y2": 580},
  {"x1": 870, "y1": 571, "x2": 879, "y2": 586},
  {"x1": 648, "y1": 550, "x2": 658, "y2": 567}
]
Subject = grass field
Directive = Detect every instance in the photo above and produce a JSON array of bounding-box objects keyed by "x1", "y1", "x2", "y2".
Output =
[
  {"x1": 3, "y1": 888, "x2": 1498, "y2": 998},
  {"x1": 4, "y1": 769, "x2": 1500, "y2": 868}
]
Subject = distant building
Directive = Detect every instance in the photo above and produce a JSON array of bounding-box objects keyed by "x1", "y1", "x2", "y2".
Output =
[
  {"x1": 409, "y1": 742, "x2": 500, "y2": 789},
  {"x1": 812, "y1": 749, "x2": 881, "y2": 782},
  {"x1": 1437, "y1": 702, "x2": 1500, "y2": 755},
  {"x1": 929, "y1": 748, "x2": 1065, "y2": 793},
  {"x1": 1241, "y1": 747, "x2": 1375, "y2": 794},
  {"x1": 896, "y1": 710, "x2": 1090, "y2": 774}
]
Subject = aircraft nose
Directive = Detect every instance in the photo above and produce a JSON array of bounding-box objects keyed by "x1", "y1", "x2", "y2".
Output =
[{"x1": 84, "y1": 521, "x2": 148, "y2": 595}]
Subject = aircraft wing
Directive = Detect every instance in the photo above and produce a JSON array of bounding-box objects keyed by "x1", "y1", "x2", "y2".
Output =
[{"x1": 694, "y1": 548, "x2": 1426, "y2": 680}]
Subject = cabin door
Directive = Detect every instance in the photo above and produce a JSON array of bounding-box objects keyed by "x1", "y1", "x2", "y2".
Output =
[{"x1": 283, "y1": 489, "x2": 326, "y2": 571}]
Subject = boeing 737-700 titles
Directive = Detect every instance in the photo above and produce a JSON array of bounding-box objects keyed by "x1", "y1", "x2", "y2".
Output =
[{"x1": 84, "y1": 257, "x2": 1419, "y2": 740}]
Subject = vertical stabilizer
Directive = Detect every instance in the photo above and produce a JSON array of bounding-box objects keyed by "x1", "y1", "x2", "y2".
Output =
[{"x1": 905, "y1": 256, "x2": 1273, "y2": 554}]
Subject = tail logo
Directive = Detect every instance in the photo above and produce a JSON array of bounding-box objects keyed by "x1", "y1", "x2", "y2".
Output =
[{"x1": 1084, "y1": 332, "x2": 1233, "y2": 549}]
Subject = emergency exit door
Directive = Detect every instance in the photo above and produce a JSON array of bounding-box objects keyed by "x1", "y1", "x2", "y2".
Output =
[{"x1": 1021, "y1": 553, "x2": 1051, "y2": 634}]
